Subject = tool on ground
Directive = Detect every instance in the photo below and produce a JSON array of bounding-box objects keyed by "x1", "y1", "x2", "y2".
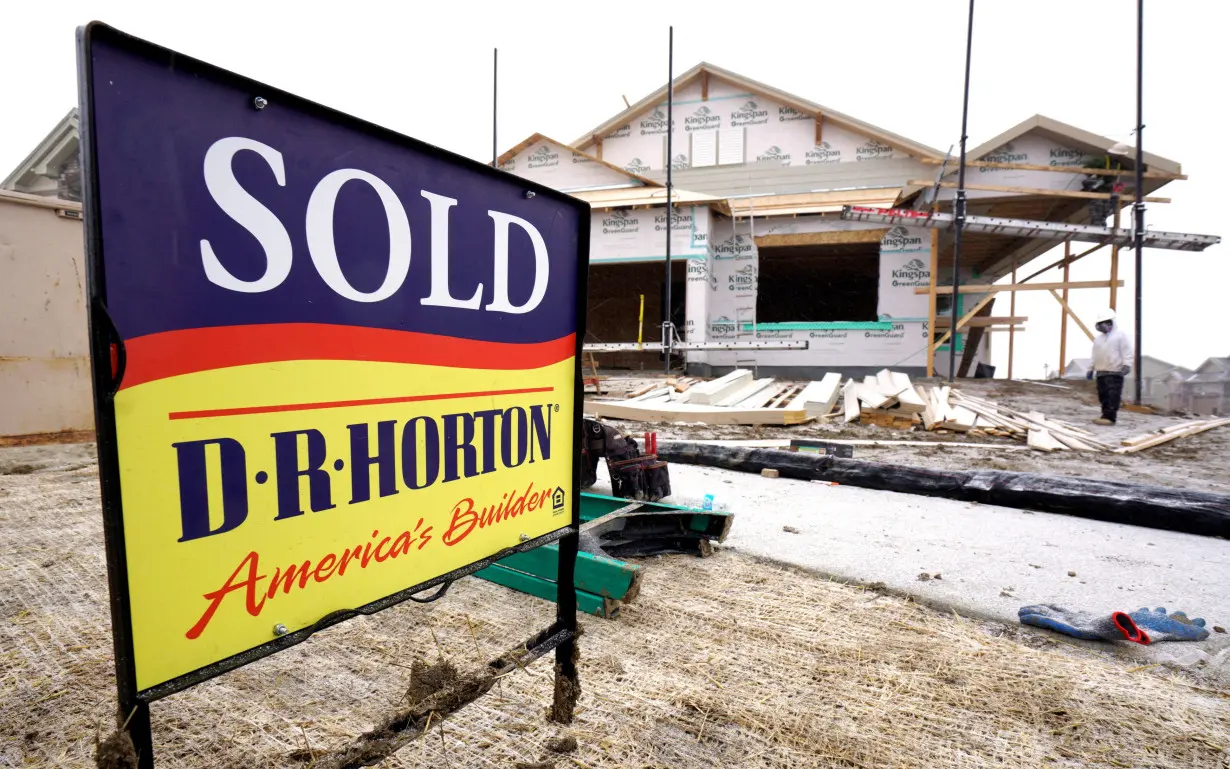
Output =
[{"x1": 582, "y1": 418, "x2": 671, "y2": 501}]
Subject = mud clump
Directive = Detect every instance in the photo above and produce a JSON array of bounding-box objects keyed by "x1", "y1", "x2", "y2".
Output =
[
  {"x1": 405, "y1": 658, "x2": 460, "y2": 705},
  {"x1": 547, "y1": 735, "x2": 579, "y2": 754},
  {"x1": 94, "y1": 728, "x2": 138, "y2": 769}
]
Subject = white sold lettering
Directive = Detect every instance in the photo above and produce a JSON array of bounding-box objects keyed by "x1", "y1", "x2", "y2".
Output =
[
  {"x1": 200, "y1": 136, "x2": 549, "y2": 313},
  {"x1": 305, "y1": 169, "x2": 411, "y2": 303},
  {"x1": 200, "y1": 138, "x2": 293, "y2": 293}
]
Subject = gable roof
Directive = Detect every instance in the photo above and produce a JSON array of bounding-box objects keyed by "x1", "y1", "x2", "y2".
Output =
[
  {"x1": 498, "y1": 133, "x2": 661, "y2": 187},
  {"x1": 966, "y1": 114, "x2": 1181, "y2": 175},
  {"x1": 571, "y1": 62, "x2": 944, "y2": 161},
  {"x1": 3, "y1": 108, "x2": 79, "y2": 192}
]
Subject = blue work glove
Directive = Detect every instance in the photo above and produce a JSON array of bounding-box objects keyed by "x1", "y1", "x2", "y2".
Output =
[
  {"x1": 1086, "y1": 370, "x2": 1094, "y2": 381},
  {"x1": 1018, "y1": 604, "x2": 1143, "y2": 642},
  {"x1": 1127, "y1": 607, "x2": 1209, "y2": 643}
]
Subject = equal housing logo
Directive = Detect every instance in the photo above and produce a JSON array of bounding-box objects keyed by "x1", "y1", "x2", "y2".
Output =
[
  {"x1": 890, "y1": 257, "x2": 930, "y2": 288},
  {"x1": 980, "y1": 141, "x2": 1027, "y2": 172},
  {"x1": 623, "y1": 157, "x2": 651, "y2": 174},
  {"x1": 856, "y1": 139, "x2": 894, "y2": 161},
  {"x1": 805, "y1": 142, "x2": 841, "y2": 164},
  {"x1": 756, "y1": 146, "x2": 791, "y2": 164},
  {"x1": 881, "y1": 226, "x2": 924, "y2": 252},
  {"x1": 640, "y1": 107, "x2": 672, "y2": 136},
  {"x1": 778, "y1": 106, "x2": 811, "y2": 123},
  {"x1": 730, "y1": 100, "x2": 769, "y2": 128},
  {"x1": 712, "y1": 234, "x2": 756, "y2": 260},
  {"x1": 527, "y1": 145, "x2": 560, "y2": 169},
  {"x1": 685, "y1": 105, "x2": 722, "y2": 132},
  {"x1": 601, "y1": 209, "x2": 639, "y2": 235}
]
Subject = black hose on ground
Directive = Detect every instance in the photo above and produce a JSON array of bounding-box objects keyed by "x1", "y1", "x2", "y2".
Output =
[{"x1": 656, "y1": 443, "x2": 1230, "y2": 539}]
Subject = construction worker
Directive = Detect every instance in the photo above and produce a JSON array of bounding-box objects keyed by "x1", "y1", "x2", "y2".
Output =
[{"x1": 1089, "y1": 309, "x2": 1133, "y2": 425}]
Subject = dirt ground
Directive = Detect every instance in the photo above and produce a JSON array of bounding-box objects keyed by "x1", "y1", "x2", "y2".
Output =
[
  {"x1": 593, "y1": 376, "x2": 1230, "y2": 495},
  {"x1": 3, "y1": 448, "x2": 1229, "y2": 768}
]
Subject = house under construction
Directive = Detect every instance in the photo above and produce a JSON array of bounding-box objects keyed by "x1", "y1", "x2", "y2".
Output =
[
  {"x1": 4, "y1": 65, "x2": 1219, "y2": 384},
  {"x1": 494, "y1": 62, "x2": 1216, "y2": 378}
]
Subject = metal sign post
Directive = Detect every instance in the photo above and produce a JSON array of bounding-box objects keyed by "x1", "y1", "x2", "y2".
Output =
[{"x1": 77, "y1": 22, "x2": 587, "y2": 766}]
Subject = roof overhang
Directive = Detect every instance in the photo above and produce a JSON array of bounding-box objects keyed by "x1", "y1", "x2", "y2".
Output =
[
  {"x1": 497, "y1": 132, "x2": 661, "y2": 187},
  {"x1": 573, "y1": 185, "x2": 727, "y2": 214},
  {"x1": 571, "y1": 62, "x2": 944, "y2": 160},
  {"x1": 967, "y1": 114, "x2": 1181, "y2": 176},
  {"x1": 729, "y1": 187, "x2": 903, "y2": 218},
  {"x1": 2, "y1": 109, "x2": 79, "y2": 191}
]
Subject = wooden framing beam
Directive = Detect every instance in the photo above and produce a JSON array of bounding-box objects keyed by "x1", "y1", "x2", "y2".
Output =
[
  {"x1": 1110, "y1": 206, "x2": 1121, "y2": 310},
  {"x1": 908, "y1": 180, "x2": 1170, "y2": 203},
  {"x1": 701, "y1": 71, "x2": 709, "y2": 101},
  {"x1": 753, "y1": 228, "x2": 887, "y2": 248},
  {"x1": 918, "y1": 157, "x2": 1187, "y2": 180},
  {"x1": 917, "y1": 280, "x2": 1124, "y2": 295},
  {"x1": 593, "y1": 136, "x2": 603, "y2": 161},
  {"x1": 1049, "y1": 289, "x2": 1095, "y2": 342},
  {"x1": 935, "y1": 316, "x2": 1028, "y2": 327},
  {"x1": 929, "y1": 292, "x2": 998, "y2": 352},
  {"x1": 1019, "y1": 241, "x2": 1107, "y2": 285},
  {"x1": 1059, "y1": 243, "x2": 1070, "y2": 375},
  {"x1": 1008, "y1": 257, "x2": 1017, "y2": 379},
  {"x1": 815, "y1": 114, "x2": 824, "y2": 145},
  {"x1": 926, "y1": 229, "x2": 938, "y2": 377}
]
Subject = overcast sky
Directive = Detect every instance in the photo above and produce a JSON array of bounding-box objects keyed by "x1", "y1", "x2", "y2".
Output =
[{"x1": 2, "y1": 0, "x2": 1224, "y2": 377}]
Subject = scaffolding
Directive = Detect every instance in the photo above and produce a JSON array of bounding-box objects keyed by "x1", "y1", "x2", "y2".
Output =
[{"x1": 840, "y1": 206, "x2": 1223, "y2": 378}]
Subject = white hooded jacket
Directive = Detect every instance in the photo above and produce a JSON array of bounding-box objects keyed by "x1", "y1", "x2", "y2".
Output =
[{"x1": 1091, "y1": 320, "x2": 1133, "y2": 375}]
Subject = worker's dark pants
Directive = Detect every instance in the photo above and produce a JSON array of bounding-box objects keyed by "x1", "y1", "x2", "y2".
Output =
[{"x1": 1096, "y1": 373, "x2": 1124, "y2": 422}]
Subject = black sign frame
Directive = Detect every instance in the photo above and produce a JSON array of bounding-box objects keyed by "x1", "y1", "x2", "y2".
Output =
[{"x1": 77, "y1": 21, "x2": 589, "y2": 766}]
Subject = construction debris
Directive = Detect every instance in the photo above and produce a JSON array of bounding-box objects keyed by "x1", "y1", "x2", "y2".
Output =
[{"x1": 586, "y1": 369, "x2": 1230, "y2": 453}]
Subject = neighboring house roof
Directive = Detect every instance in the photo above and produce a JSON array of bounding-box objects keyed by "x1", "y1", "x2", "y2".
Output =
[
  {"x1": 571, "y1": 61, "x2": 944, "y2": 161},
  {"x1": 1184, "y1": 357, "x2": 1230, "y2": 383},
  {"x1": 965, "y1": 114, "x2": 1181, "y2": 176},
  {"x1": 1063, "y1": 358, "x2": 1092, "y2": 375},
  {"x1": 497, "y1": 133, "x2": 661, "y2": 188},
  {"x1": 1137, "y1": 355, "x2": 1193, "y2": 380},
  {"x1": 2, "y1": 108, "x2": 79, "y2": 193}
]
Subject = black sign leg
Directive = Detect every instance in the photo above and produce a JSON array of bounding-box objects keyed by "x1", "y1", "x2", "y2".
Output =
[
  {"x1": 127, "y1": 700, "x2": 155, "y2": 769},
  {"x1": 550, "y1": 523, "x2": 581, "y2": 723}
]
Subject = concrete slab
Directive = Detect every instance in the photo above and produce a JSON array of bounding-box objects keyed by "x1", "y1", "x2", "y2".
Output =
[{"x1": 591, "y1": 462, "x2": 1230, "y2": 682}]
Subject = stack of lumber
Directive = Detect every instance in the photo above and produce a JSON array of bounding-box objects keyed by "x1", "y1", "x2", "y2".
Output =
[
  {"x1": 585, "y1": 369, "x2": 843, "y2": 427},
  {"x1": 839, "y1": 369, "x2": 926, "y2": 429}
]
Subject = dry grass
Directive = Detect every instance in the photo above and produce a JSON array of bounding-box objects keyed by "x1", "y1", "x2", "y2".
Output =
[{"x1": 2, "y1": 453, "x2": 1228, "y2": 768}]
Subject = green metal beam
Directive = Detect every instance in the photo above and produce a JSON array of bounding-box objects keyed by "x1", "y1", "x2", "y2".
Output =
[
  {"x1": 496, "y1": 545, "x2": 642, "y2": 600},
  {"x1": 474, "y1": 564, "x2": 617, "y2": 618}
]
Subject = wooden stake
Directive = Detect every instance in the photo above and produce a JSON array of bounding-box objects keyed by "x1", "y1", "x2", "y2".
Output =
[
  {"x1": 1049, "y1": 290, "x2": 1095, "y2": 342},
  {"x1": 927, "y1": 229, "x2": 939, "y2": 377},
  {"x1": 1008, "y1": 256, "x2": 1017, "y2": 380},
  {"x1": 1059, "y1": 243, "x2": 1070, "y2": 376},
  {"x1": 1110, "y1": 205, "x2": 1121, "y2": 310}
]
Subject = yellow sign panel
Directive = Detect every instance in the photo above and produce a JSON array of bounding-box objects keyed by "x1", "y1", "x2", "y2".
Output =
[{"x1": 116, "y1": 355, "x2": 573, "y2": 690}]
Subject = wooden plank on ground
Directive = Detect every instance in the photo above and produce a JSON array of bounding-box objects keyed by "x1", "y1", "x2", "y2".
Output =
[
  {"x1": 717, "y1": 378, "x2": 778, "y2": 407},
  {"x1": 888, "y1": 371, "x2": 927, "y2": 414},
  {"x1": 1028, "y1": 428, "x2": 1067, "y2": 452},
  {"x1": 585, "y1": 398, "x2": 809, "y2": 426},
  {"x1": 629, "y1": 386, "x2": 673, "y2": 402},
  {"x1": 787, "y1": 372, "x2": 843, "y2": 416},
  {"x1": 682, "y1": 369, "x2": 752, "y2": 404},
  {"x1": 843, "y1": 381, "x2": 861, "y2": 423},
  {"x1": 1114, "y1": 418, "x2": 1230, "y2": 454}
]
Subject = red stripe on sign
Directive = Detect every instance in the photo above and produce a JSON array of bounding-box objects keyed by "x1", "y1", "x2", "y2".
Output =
[
  {"x1": 168, "y1": 386, "x2": 556, "y2": 420},
  {"x1": 119, "y1": 324, "x2": 576, "y2": 390}
]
